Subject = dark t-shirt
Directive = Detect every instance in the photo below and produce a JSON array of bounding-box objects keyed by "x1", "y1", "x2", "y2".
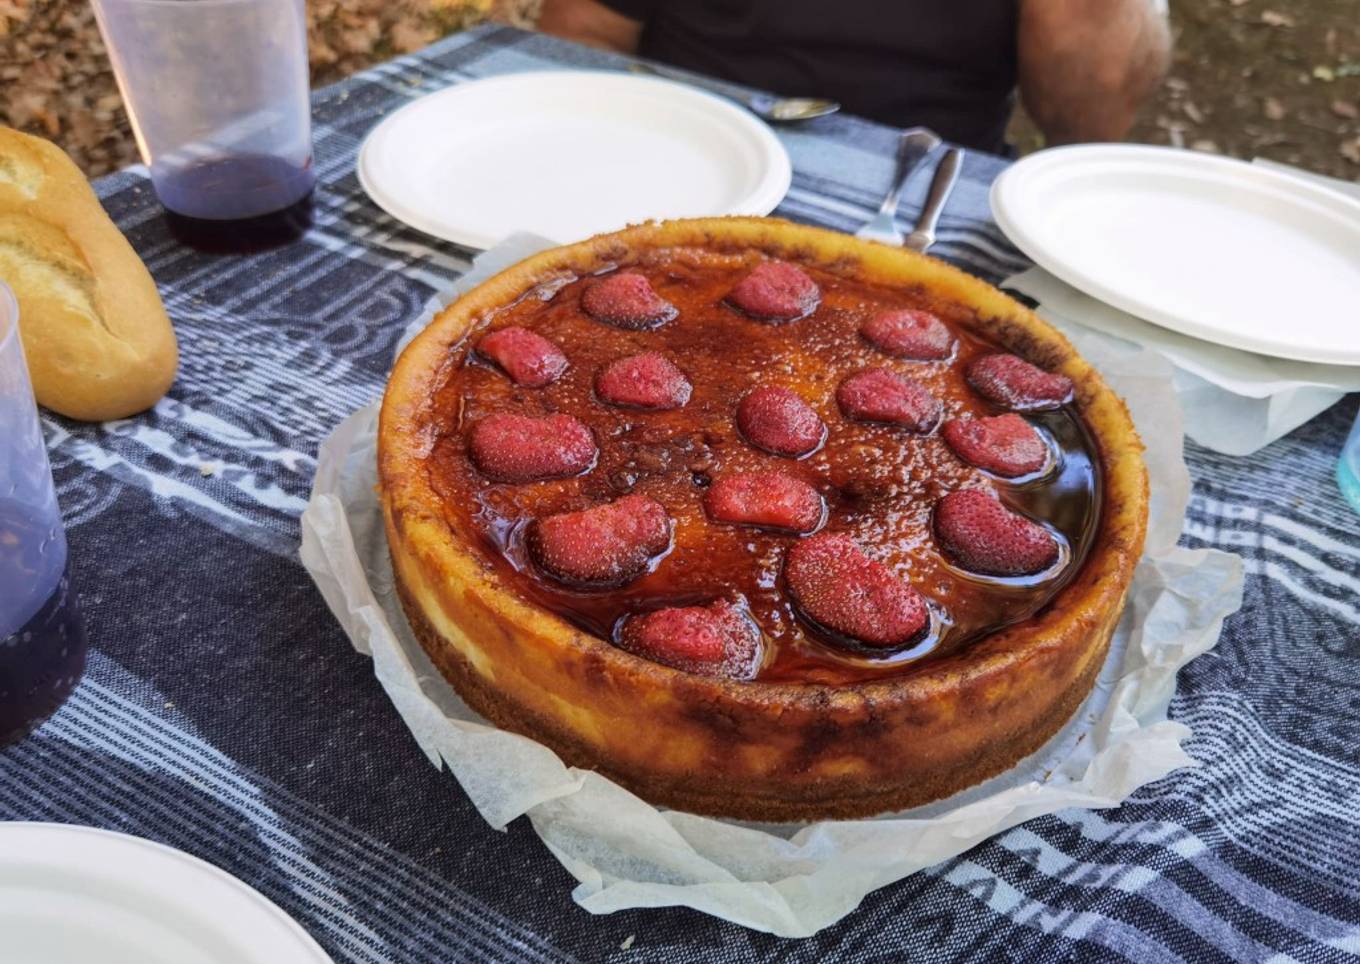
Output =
[{"x1": 598, "y1": 0, "x2": 1018, "y2": 153}]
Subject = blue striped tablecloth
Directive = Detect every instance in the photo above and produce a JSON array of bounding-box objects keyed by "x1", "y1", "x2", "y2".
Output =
[{"x1": 5, "y1": 24, "x2": 1359, "y2": 963}]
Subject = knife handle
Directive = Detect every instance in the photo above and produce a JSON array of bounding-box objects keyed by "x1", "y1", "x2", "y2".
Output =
[{"x1": 906, "y1": 148, "x2": 964, "y2": 253}]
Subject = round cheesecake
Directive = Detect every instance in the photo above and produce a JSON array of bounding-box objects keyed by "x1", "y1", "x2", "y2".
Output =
[{"x1": 378, "y1": 217, "x2": 1148, "y2": 821}]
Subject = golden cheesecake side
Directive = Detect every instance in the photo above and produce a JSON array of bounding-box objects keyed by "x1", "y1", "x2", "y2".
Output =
[{"x1": 378, "y1": 217, "x2": 1149, "y2": 821}]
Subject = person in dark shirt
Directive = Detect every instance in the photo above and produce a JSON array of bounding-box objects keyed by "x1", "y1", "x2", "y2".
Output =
[{"x1": 538, "y1": 0, "x2": 1171, "y2": 154}]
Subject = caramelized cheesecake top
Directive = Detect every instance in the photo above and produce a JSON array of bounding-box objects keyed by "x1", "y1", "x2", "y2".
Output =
[{"x1": 421, "y1": 245, "x2": 1100, "y2": 685}]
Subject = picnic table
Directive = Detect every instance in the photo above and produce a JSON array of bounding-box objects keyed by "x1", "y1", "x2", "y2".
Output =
[{"x1": 4, "y1": 23, "x2": 1359, "y2": 963}]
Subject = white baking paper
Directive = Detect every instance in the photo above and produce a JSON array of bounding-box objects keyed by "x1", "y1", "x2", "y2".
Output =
[{"x1": 299, "y1": 236, "x2": 1245, "y2": 938}]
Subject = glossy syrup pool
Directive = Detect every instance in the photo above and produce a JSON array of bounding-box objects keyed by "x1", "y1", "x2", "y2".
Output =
[{"x1": 422, "y1": 247, "x2": 1102, "y2": 685}]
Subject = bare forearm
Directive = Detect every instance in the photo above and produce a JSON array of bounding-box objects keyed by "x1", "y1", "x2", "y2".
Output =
[
  {"x1": 1019, "y1": 0, "x2": 1171, "y2": 144},
  {"x1": 538, "y1": 0, "x2": 642, "y2": 54}
]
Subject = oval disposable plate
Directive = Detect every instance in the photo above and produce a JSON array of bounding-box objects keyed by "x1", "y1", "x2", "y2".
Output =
[
  {"x1": 358, "y1": 70, "x2": 793, "y2": 250},
  {"x1": 0, "y1": 823, "x2": 332, "y2": 964},
  {"x1": 992, "y1": 144, "x2": 1360, "y2": 366}
]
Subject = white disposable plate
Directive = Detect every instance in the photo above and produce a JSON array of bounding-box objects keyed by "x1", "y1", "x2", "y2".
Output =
[
  {"x1": 991, "y1": 144, "x2": 1360, "y2": 366},
  {"x1": 0, "y1": 823, "x2": 331, "y2": 964},
  {"x1": 358, "y1": 70, "x2": 792, "y2": 250}
]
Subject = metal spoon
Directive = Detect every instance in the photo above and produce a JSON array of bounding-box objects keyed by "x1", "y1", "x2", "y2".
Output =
[
  {"x1": 628, "y1": 62, "x2": 840, "y2": 122},
  {"x1": 905, "y1": 147, "x2": 964, "y2": 253},
  {"x1": 856, "y1": 128, "x2": 941, "y2": 246}
]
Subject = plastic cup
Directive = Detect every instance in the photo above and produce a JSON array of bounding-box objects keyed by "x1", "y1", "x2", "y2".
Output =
[
  {"x1": 1338, "y1": 405, "x2": 1360, "y2": 515},
  {"x1": 90, "y1": 0, "x2": 315, "y2": 247},
  {"x1": 0, "y1": 282, "x2": 88, "y2": 747}
]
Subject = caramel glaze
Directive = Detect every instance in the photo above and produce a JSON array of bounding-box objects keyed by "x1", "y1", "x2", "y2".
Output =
[{"x1": 424, "y1": 246, "x2": 1102, "y2": 685}]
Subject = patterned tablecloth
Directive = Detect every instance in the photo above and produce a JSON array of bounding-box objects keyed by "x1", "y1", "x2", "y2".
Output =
[{"x1": 4, "y1": 24, "x2": 1359, "y2": 964}]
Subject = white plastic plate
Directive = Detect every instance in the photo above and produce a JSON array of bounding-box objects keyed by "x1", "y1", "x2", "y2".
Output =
[
  {"x1": 991, "y1": 144, "x2": 1360, "y2": 366},
  {"x1": 358, "y1": 70, "x2": 792, "y2": 250},
  {"x1": 0, "y1": 823, "x2": 332, "y2": 964}
]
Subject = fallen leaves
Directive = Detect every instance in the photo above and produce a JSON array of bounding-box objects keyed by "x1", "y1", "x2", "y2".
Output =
[
  {"x1": 1150, "y1": 0, "x2": 1360, "y2": 180},
  {"x1": 1260, "y1": 9, "x2": 1295, "y2": 27},
  {"x1": 390, "y1": 18, "x2": 438, "y2": 53},
  {"x1": 1314, "y1": 62, "x2": 1360, "y2": 83},
  {"x1": 1, "y1": 0, "x2": 517, "y2": 175},
  {"x1": 308, "y1": 0, "x2": 490, "y2": 77}
]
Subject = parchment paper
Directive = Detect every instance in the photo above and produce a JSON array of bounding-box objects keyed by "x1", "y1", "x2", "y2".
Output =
[{"x1": 299, "y1": 236, "x2": 1245, "y2": 938}]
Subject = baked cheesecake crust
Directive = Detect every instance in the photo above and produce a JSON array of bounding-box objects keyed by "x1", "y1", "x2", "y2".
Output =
[{"x1": 379, "y1": 217, "x2": 1149, "y2": 821}]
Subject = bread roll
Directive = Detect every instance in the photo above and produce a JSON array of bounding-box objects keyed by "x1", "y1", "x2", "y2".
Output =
[{"x1": 0, "y1": 127, "x2": 177, "y2": 422}]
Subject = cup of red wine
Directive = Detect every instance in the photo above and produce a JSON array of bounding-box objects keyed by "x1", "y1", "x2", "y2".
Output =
[
  {"x1": 92, "y1": 0, "x2": 316, "y2": 253},
  {"x1": 0, "y1": 283, "x2": 88, "y2": 748}
]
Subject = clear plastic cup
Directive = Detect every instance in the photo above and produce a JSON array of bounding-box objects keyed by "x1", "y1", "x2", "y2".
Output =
[
  {"x1": 91, "y1": 0, "x2": 315, "y2": 246},
  {"x1": 1338, "y1": 405, "x2": 1360, "y2": 515},
  {"x1": 0, "y1": 282, "x2": 88, "y2": 746}
]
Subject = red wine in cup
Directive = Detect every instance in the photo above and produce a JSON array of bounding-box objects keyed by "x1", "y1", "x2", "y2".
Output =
[
  {"x1": 0, "y1": 501, "x2": 87, "y2": 747},
  {"x1": 155, "y1": 153, "x2": 315, "y2": 253}
]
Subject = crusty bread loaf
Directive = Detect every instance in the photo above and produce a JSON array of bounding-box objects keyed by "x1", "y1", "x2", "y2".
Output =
[{"x1": 0, "y1": 127, "x2": 177, "y2": 421}]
